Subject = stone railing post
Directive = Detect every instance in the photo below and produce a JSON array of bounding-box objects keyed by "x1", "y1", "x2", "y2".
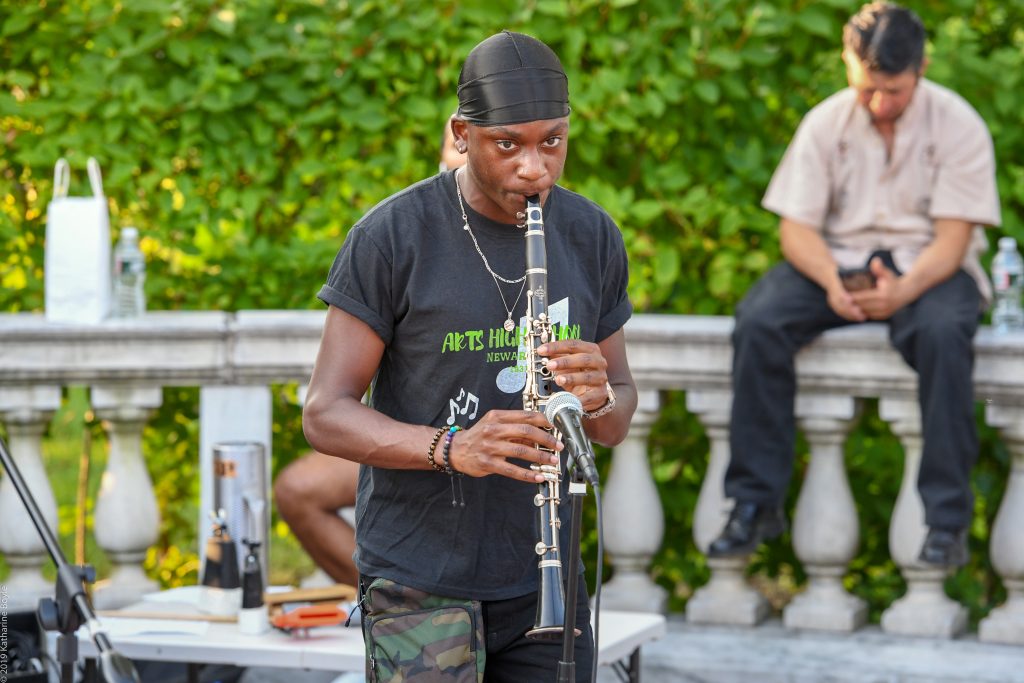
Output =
[
  {"x1": 91, "y1": 385, "x2": 163, "y2": 609},
  {"x1": 784, "y1": 394, "x2": 866, "y2": 632},
  {"x1": 601, "y1": 389, "x2": 667, "y2": 612},
  {"x1": 979, "y1": 404, "x2": 1024, "y2": 645},
  {"x1": 686, "y1": 389, "x2": 770, "y2": 626},
  {"x1": 0, "y1": 386, "x2": 62, "y2": 611},
  {"x1": 879, "y1": 397, "x2": 967, "y2": 637}
]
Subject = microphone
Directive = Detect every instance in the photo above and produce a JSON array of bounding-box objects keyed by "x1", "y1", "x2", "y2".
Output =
[{"x1": 544, "y1": 392, "x2": 600, "y2": 489}]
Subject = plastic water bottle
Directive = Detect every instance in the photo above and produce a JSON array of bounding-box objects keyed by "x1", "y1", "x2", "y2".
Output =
[
  {"x1": 991, "y1": 236, "x2": 1024, "y2": 333},
  {"x1": 112, "y1": 226, "x2": 146, "y2": 318}
]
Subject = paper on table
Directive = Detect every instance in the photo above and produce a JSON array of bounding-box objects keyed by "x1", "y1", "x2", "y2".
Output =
[
  {"x1": 142, "y1": 585, "x2": 204, "y2": 605},
  {"x1": 85, "y1": 617, "x2": 210, "y2": 638},
  {"x1": 143, "y1": 585, "x2": 294, "y2": 603}
]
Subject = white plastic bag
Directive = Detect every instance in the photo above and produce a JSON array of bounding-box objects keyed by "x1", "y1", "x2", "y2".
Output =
[{"x1": 44, "y1": 157, "x2": 112, "y2": 324}]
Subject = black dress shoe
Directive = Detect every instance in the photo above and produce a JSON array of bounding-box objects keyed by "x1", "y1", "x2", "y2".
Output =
[
  {"x1": 918, "y1": 527, "x2": 968, "y2": 568},
  {"x1": 707, "y1": 501, "x2": 787, "y2": 558}
]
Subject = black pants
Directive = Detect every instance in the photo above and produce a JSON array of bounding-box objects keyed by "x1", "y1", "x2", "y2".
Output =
[
  {"x1": 482, "y1": 579, "x2": 593, "y2": 683},
  {"x1": 727, "y1": 263, "x2": 981, "y2": 530}
]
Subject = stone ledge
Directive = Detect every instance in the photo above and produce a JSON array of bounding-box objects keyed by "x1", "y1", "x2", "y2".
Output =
[
  {"x1": 3, "y1": 312, "x2": 1024, "y2": 403},
  {"x1": 624, "y1": 617, "x2": 1024, "y2": 683},
  {"x1": 624, "y1": 316, "x2": 1024, "y2": 405}
]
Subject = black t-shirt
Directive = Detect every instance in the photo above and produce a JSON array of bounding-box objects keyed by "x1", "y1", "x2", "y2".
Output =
[{"x1": 318, "y1": 170, "x2": 631, "y2": 600}]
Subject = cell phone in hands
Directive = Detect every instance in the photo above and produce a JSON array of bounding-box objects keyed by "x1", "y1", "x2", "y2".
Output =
[{"x1": 838, "y1": 266, "x2": 876, "y2": 292}]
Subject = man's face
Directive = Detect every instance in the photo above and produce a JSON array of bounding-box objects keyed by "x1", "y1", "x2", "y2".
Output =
[
  {"x1": 453, "y1": 116, "x2": 569, "y2": 224},
  {"x1": 843, "y1": 50, "x2": 923, "y2": 125}
]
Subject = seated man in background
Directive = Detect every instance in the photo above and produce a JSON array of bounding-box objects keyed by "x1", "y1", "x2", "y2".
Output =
[
  {"x1": 273, "y1": 118, "x2": 466, "y2": 587},
  {"x1": 709, "y1": 1, "x2": 1000, "y2": 567},
  {"x1": 274, "y1": 450, "x2": 360, "y2": 586}
]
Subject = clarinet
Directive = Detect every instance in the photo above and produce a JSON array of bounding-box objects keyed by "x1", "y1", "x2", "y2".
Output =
[{"x1": 522, "y1": 194, "x2": 569, "y2": 641}]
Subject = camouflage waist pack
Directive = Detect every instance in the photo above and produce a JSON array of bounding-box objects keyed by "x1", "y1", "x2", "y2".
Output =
[{"x1": 361, "y1": 577, "x2": 485, "y2": 683}]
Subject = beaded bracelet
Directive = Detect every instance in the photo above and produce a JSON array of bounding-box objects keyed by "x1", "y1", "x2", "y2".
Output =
[
  {"x1": 442, "y1": 426, "x2": 465, "y2": 507},
  {"x1": 426, "y1": 426, "x2": 447, "y2": 472},
  {"x1": 441, "y1": 426, "x2": 462, "y2": 475}
]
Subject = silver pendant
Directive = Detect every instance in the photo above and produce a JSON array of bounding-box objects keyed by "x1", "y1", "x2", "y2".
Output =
[{"x1": 504, "y1": 318, "x2": 516, "y2": 332}]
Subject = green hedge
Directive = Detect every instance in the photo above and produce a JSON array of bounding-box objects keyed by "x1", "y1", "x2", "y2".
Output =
[{"x1": 2, "y1": 0, "x2": 1021, "y2": 621}]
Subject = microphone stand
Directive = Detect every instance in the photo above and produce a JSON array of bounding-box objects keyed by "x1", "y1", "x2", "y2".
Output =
[
  {"x1": 0, "y1": 434, "x2": 140, "y2": 683},
  {"x1": 556, "y1": 467, "x2": 589, "y2": 683}
]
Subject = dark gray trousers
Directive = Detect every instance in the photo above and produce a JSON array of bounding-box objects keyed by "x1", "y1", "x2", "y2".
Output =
[{"x1": 727, "y1": 263, "x2": 981, "y2": 530}]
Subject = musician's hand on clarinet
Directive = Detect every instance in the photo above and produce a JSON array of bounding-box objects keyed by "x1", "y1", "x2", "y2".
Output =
[
  {"x1": 537, "y1": 339, "x2": 609, "y2": 413},
  {"x1": 449, "y1": 410, "x2": 563, "y2": 483}
]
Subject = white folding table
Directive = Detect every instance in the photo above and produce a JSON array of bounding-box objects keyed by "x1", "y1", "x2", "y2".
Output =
[{"x1": 78, "y1": 608, "x2": 665, "y2": 682}]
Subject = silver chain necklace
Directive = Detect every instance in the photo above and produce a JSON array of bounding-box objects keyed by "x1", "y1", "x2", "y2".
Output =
[{"x1": 455, "y1": 169, "x2": 527, "y2": 332}]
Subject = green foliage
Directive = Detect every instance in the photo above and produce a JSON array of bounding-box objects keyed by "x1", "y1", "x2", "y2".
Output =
[
  {"x1": 643, "y1": 393, "x2": 712, "y2": 607},
  {"x1": 2, "y1": 0, "x2": 1022, "y2": 619},
  {"x1": 2, "y1": 1, "x2": 1023, "y2": 309},
  {"x1": 142, "y1": 388, "x2": 202, "y2": 586}
]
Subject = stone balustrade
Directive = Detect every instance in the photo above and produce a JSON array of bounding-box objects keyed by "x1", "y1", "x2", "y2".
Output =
[{"x1": 0, "y1": 312, "x2": 1022, "y2": 646}]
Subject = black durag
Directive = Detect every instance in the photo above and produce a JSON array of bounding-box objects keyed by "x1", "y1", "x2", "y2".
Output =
[{"x1": 457, "y1": 31, "x2": 570, "y2": 126}]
